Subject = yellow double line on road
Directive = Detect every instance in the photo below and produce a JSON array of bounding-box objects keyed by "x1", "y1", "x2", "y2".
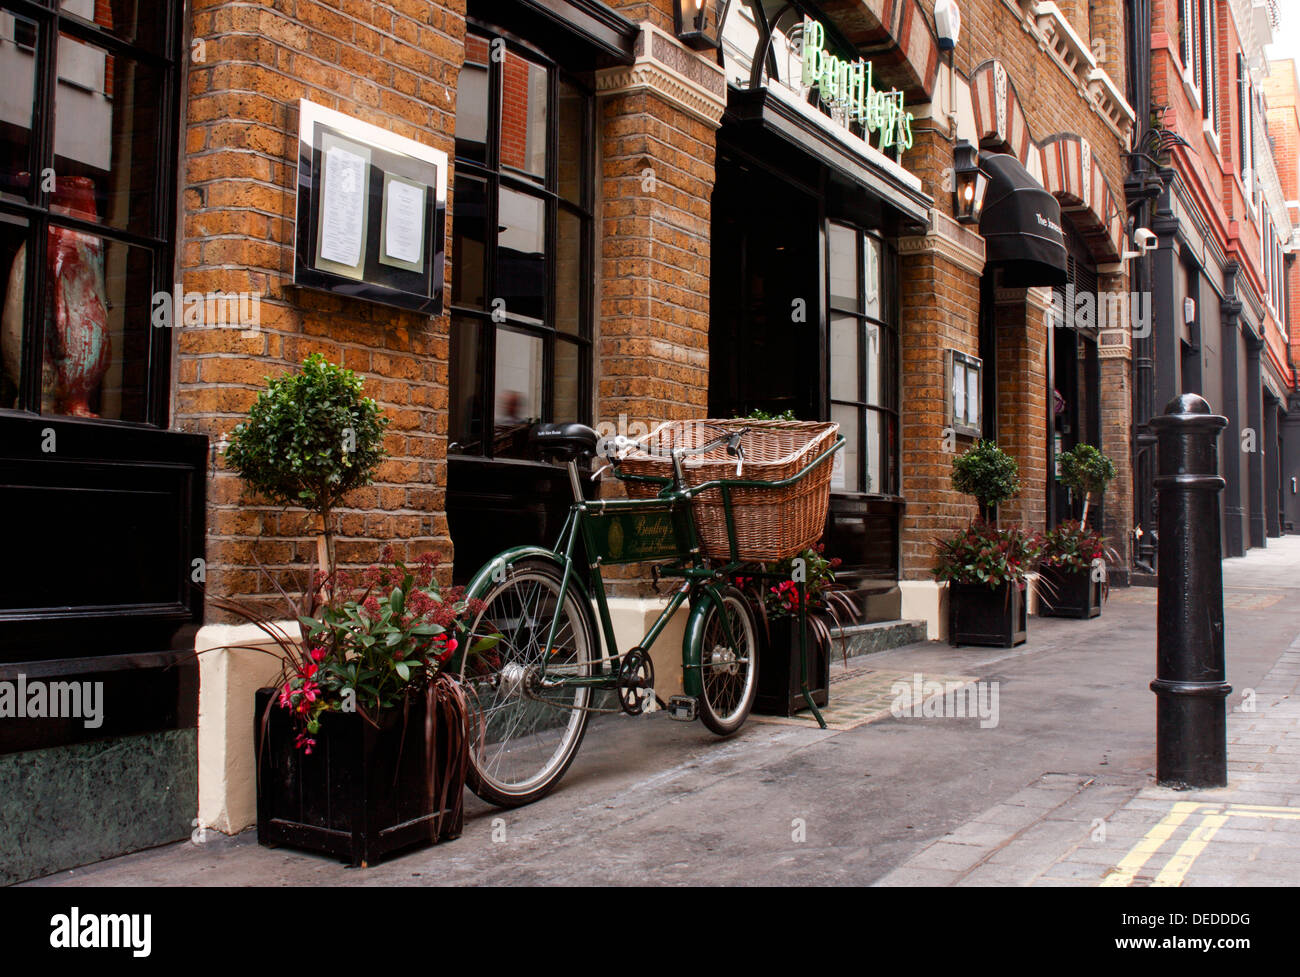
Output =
[{"x1": 1102, "y1": 802, "x2": 1300, "y2": 887}]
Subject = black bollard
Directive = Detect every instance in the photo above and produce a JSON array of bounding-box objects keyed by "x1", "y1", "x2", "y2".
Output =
[{"x1": 1148, "y1": 394, "x2": 1231, "y2": 787}]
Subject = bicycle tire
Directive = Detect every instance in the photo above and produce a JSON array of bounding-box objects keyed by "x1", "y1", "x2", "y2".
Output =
[
  {"x1": 460, "y1": 559, "x2": 596, "y2": 807},
  {"x1": 695, "y1": 584, "x2": 759, "y2": 735}
]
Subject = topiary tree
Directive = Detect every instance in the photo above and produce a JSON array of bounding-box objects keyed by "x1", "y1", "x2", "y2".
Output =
[
  {"x1": 952, "y1": 440, "x2": 1020, "y2": 525},
  {"x1": 1057, "y1": 443, "x2": 1116, "y2": 527},
  {"x1": 223, "y1": 353, "x2": 389, "y2": 578}
]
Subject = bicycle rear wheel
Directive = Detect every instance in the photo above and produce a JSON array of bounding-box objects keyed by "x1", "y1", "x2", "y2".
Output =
[
  {"x1": 695, "y1": 585, "x2": 758, "y2": 735},
  {"x1": 460, "y1": 560, "x2": 595, "y2": 807}
]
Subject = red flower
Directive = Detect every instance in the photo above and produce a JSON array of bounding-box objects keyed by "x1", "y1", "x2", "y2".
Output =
[{"x1": 309, "y1": 646, "x2": 326, "y2": 663}]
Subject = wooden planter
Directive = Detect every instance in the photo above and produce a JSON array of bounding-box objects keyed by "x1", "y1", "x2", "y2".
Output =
[
  {"x1": 254, "y1": 687, "x2": 463, "y2": 867},
  {"x1": 948, "y1": 581, "x2": 1028, "y2": 648},
  {"x1": 755, "y1": 615, "x2": 830, "y2": 716},
  {"x1": 1037, "y1": 564, "x2": 1102, "y2": 619}
]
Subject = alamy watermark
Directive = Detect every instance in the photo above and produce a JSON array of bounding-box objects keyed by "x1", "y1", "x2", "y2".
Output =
[
  {"x1": 151, "y1": 285, "x2": 260, "y2": 329},
  {"x1": 890, "y1": 672, "x2": 1000, "y2": 729},
  {"x1": 0, "y1": 674, "x2": 104, "y2": 729},
  {"x1": 1050, "y1": 284, "x2": 1151, "y2": 339}
]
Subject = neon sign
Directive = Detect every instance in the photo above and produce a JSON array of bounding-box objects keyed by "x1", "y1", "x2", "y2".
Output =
[{"x1": 800, "y1": 19, "x2": 914, "y2": 152}]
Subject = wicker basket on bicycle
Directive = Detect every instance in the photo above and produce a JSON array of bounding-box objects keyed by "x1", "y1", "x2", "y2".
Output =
[{"x1": 614, "y1": 419, "x2": 839, "y2": 563}]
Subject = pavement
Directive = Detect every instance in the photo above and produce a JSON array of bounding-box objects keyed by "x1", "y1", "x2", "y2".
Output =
[{"x1": 21, "y1": 537, "x2": 1300, "y2": 887}]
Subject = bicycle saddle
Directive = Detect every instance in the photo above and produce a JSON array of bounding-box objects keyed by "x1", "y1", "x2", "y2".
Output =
[{"x1": 530, "y1": 422, "x2": 600, "y2": 458}]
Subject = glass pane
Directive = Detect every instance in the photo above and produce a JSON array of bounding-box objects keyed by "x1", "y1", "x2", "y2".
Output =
[
  {"x1": 0, "y1": 213, "x2": 30, "y2": 409},
  {"x1": 493, "y1": 328, "x2": 543, "y2": 459},
  {"x1": 455, "y1": 36, "x2": 489, "y2": 164},
  {"x1": 828, "y1": 223, "x2": 857, "y2": 309},
  {"x1": 867, "y1": 410, "x2": 897, "y2": 496},
  {"x1": 831, "y1": 404, "x2": 859, "y2": 493},
  {"x1": 557, "y1": 77, "x2": 585, "y2": 204},
  {"x1": 829, "y1": 314, "x2": 858, "y2": 401},
  {"x1": 54, "y1": 34, "x2": 162, "y2": 234},
  {"x1": 864, "y1": 409, "x2": 883, "y2": 495},
  {"x1": 0, "y1": 10, "x2": 39, "y2": 204},
  {"x1": 497, "y1": 187, "x2": 546, "y2": 322},
  {"x1": 864, "y1": 235, "x2": 881, "y2": 318},
  {"x1": 60, "y1": 0, "x2": 168, "y2": 53},
  {"x1": 43, "y1": 229, "x2": 152, "y2": 421},
  {"x1": 864, "y1": 322, "x2": 881, "y2": 405},
  {"x1": 501, "y1": 51, "x2": 547, "y2": 182},
  {"x1": 452, "y1": 174, "x2": 486, "y2": 308},
  {"x1": 449, "y1": 316, "x2": 483, "y2": 454},
  {"x1": 555, "y1": 206, "x2": 582, "y2": 335},
  {"x1": 554, "y1": 337, "x2": 580, "y2": 423}
]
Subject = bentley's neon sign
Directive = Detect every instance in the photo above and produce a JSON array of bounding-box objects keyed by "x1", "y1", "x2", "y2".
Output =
[{"x1": 800, "y1": 19, "x2": 914, "y2": 152}]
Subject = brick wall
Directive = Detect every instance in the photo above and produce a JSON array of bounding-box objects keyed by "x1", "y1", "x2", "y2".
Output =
[
  {"x1": 898, "y1": 0, "x2": 1134, "y2": 575},
  {"x1": 178, "y1": 0, "x2": 465, "y2": 615}
]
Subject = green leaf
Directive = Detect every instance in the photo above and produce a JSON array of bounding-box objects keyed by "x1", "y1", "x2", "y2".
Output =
[{"x1": 470, "y1": 635, "x2": 501, "y2": 653}]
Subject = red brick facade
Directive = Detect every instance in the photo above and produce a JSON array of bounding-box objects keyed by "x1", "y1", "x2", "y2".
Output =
[
  {"x1": 178, "y1": 0, "x2": 466, "y2": 612},
  {"x1": 177, "y1": 0, "x2": 1138, "y2": 618}
]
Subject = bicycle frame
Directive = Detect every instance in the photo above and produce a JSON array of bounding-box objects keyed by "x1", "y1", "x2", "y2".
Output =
[{"x1": 460, "y1": 436, "x2": 844, "y2": 699}]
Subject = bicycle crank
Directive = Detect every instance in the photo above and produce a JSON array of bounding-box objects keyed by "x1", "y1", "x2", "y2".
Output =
[{"x1": 617, "y1": 647, "x2": 656, "y2": 716}]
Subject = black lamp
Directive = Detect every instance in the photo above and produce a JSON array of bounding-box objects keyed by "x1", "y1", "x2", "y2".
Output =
[
  {"x1": 953, "y1": 140, "x2": 989, "y2": 224},
  {"x1": 674, "y1": 0, "x2": 732, "y2": 51}
]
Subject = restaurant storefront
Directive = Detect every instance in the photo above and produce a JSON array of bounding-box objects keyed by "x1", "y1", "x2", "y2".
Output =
[{"x1": 711, "y1": 2, "x2": 929, "y2": 619}]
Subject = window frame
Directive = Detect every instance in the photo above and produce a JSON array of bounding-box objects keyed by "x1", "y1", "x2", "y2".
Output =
[
  {"x1": 0, "y1": 0, "x2": 183, "y2": 427},
  {"x1": 826, "y1": 220, "x2": 900, "y2": 499},
  {"x1": 448, "y1": 27, "x2": 595, "y2": 461}
]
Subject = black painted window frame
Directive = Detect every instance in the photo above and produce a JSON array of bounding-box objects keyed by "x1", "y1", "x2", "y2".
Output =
[
  {"x1": 0, "y1": 0, "x2": 182, "y2": 427},
  {"x1": 449, "y1": 26, "x2": 595, "y2": 460},
  {"x1": 826, "y1": 220, "x2": 900, "y2": 499}
]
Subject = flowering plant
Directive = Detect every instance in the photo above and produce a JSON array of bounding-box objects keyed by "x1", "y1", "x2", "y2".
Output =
[
  {"x1": 275, "y1": 548, "x2": 494, "y2": 753},
  {"x1": 1038, "y1": 520, "x2": 1106, "y2": 573},
  {"x1": 732, "y1": 544, "x2": 859, "y2": 666},
  {"x1": 754, "y1": 545, "x2": 842, "y2": 618},
  {"x1": 932, "y1": 522, "x2": 1042, "y2": 589}
]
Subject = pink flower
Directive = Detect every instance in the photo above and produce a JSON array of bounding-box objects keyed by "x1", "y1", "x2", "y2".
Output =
[
  {"x1": 278, "y1": 683, "x2": 293, "y2": 708},
  {"x1": 310, "y1": 646, "x2": 326, "y2": 662}
]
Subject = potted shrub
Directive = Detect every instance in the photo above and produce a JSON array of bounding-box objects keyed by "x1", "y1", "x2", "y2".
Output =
[
  {"x1": 738, "y1": 545, "x2": 858, "y2": 716},
  {"x1": 245, "y1": 550, "x2": 488, "y2": 867},
  {"x1": 223, "y1": 351, "x2": 388, "y2": 579},
  {"x1": 934, "y1": 522, "x2": 1040, "y2": 647},
  {"x1": 222, "y1": 355, "x2": 477, "y2": 866},
  {"x1": 1037, "y1": 520, "x2": 1105, "y2": 618},
  {"x1": 935, "y1": 441, "x2": 1037, "y2": 647},
  {"x1": 1039, "y1": 444, "x2": 1118, "y2": 619}
]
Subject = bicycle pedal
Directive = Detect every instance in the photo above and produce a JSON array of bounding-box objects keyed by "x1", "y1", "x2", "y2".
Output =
[{"x1": 667, "y1": 695, "x2": 697, "y2": 722}]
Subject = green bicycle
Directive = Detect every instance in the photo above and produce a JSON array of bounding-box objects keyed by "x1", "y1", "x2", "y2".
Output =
[{"x1": 456, "y1": 421, "x2": 842, "y2": 807}]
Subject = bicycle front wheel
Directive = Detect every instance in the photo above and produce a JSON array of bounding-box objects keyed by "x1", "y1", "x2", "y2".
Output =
[
  {"x1": 695, "y1": 585, "x2": 758, "y2": 735},
  {"x1": 460, "y1": 560, "x2": 595, "y2": 807}
]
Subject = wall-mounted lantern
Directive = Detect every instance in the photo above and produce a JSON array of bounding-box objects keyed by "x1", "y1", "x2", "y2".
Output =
[
  {"x1": 953, "y1": 140, "x2": 988, "y2": 224},
  {"x1": 674, "y1": 0, "x2": 732, "y2": 51}
]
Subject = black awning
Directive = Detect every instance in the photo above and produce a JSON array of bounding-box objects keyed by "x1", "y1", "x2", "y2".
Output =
[{"x1": 978, "y1": 153, "x2": 1067, "y2": 288}]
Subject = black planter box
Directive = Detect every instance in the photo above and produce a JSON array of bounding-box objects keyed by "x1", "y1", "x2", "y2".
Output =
[
  {"x1": 1037, "y1": 564, "x2": 1102, "y2": 619},
  {"x1": 948, "y1": 581, "x2": 1028, "y2": 648},
  {"x1": 755, "y1": 615, "x2": 830, "y2": 716},
  {"x1": 255, "y1": 688, "x2": 462, "y2": 867}
]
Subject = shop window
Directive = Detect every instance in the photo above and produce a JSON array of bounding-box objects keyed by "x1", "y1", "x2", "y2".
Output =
[
  {"x1": 827, "y1": 222, "x2": 898, "y2": 496},
  {"x1": 450, "y1": 31, "x2": 592, "y2": 459},
  {"x1": 0, "y1": 1, "x2": 180, "y2": 423}
]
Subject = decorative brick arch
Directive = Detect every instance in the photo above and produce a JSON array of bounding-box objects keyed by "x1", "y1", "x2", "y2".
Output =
[
  {"x1": 818, "y1": 0, "x2": 942, "y2": 101},
  {"x1": 969, "y1": 61, "x2": 1036, "y2": 169},
  {"x1": 1038, "y1": 134, "x2": 1124, "y2": 262},
  {"x1": 969, "y1": 60, "x2": 1125, "y2": 263}
]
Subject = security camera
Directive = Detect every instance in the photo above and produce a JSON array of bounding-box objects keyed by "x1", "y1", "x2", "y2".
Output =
[{"x1": 1134, "y1": 228, "x2": 1158, "y2": 254}]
